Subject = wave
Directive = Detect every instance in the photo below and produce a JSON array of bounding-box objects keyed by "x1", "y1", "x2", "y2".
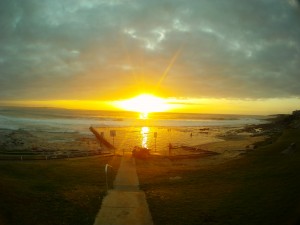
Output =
[{"x1": 0, "y1": 107, "x2": 269, "y2": 132}]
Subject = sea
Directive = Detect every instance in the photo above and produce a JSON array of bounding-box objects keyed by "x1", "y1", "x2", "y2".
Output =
[{"x1": 0, "y1": 107, "x2": 270, "y2": 154}]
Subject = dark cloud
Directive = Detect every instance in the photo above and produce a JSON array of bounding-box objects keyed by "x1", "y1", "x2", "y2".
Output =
[{"x1": 0, "y1": 0, "x2": 300, "y2": 101}]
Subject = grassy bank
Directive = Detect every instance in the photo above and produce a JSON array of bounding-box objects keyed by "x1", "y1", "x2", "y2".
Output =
[
  {"x1": 136, "y1": 128, "x2": 300, "y2": 225},
  {"x1": 0, "y1": 156, "x2": 120, "y2": 225}
]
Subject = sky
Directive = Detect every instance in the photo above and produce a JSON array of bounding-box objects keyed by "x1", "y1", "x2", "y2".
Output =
[{"x1": 0, "y1": 0, "x2": 300, "y2": 114}]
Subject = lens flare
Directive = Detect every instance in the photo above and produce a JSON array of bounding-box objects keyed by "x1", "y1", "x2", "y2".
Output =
[{"x1": 115, "y1": 94, "x2": 170, "y2": 114}]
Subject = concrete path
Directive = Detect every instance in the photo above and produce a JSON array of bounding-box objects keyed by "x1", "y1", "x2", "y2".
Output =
[{"x1": 93, "y1": 155, "x2": 153, "y2": 225}]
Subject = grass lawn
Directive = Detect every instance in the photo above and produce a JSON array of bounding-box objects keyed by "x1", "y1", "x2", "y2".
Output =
[
  {"x1": 0, "y1": 155, "x2": 120, "y2": 225},
  {"x1": 136, "y1": 129, "x2": 300, "y2": 225}
]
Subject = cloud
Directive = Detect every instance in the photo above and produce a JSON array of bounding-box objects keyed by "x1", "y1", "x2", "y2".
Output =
[{"x1": 0, "y1": 0, "x2": 300, "y2": 101}]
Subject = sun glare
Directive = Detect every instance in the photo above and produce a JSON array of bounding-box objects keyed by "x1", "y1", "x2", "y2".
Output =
[{"x1": 115, "y1": 94, "x2": 170, "y2": 116}]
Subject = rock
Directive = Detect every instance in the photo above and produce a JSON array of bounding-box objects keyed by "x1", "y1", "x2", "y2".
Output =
[{"x1": 282, "y1": 142, "x2": 296, "y2": 154}]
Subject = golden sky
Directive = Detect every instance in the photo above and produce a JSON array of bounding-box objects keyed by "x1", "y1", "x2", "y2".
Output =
[{"x1": 1, "y1": 97, "x2": 299, "y2": 115}]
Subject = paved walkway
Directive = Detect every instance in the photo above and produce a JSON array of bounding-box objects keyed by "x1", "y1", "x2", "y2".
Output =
[{"x1": 93, "y1": 155, "x2": 153, "y2": 225}]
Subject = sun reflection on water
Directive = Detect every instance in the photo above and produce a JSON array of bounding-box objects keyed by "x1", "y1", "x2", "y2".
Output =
[
  {"x1": 141, "y1": 127, "x2": 149, "y2": 148},
  {"x1": 139, "y1": 112, "x2": 148, "y2": 119}
]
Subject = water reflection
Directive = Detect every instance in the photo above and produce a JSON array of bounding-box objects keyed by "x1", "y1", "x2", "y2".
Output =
[
  {"x1": 141, "y1": 127, "x2": 149, "y2": 148},
  {"x1": 139, "y1": 112, "x2": 148, "y2": 119}
]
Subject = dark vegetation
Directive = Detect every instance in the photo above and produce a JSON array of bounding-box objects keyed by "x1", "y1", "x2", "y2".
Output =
[
  {"x1": 1, "y1": 113, "x2": 299, "y2": 225},
  {"x1": 0, "y1": 156, "x2": 120, "y2": 225},
  {"x1": 136, "y1": 115, "x2": 300, "y2": 225}
]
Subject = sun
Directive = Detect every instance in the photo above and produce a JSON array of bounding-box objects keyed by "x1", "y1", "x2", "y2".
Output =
[{"x1": 115, "y1": 94, "x2": 170, "y2": 116}]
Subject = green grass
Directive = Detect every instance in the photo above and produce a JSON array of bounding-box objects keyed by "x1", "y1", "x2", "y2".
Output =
[
  {"x1": 136, "y1": 129, "x2": 300, "y2": 225},
  {"x1": 0, "y1": 156, "x2": 120, "y2": 225}
]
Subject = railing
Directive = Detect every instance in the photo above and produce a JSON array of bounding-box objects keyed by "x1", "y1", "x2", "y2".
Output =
[{"x1": 105, "y1": 164, "x2": 113, "y2": 193}]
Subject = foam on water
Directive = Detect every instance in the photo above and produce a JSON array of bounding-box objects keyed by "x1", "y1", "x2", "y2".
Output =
[
  {"x1": 0, "y1": 107, "x2": 271, "y2": 154},
  {"x1": 0, "y1": 107, "x2": 268, "y2": 133}
]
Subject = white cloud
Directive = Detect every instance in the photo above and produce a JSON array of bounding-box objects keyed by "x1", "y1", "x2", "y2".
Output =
[
  {"x1": 173, "y1": 19, "x2": 189, "y2": 32},
  {"x1": 124, "y1": 28, "x2": 137, "y2": 38},
  {"x1": 287, "y1": 0, "x2": 300, "y2": 8},
  {"x1": 152, "y1": 27, "x2": 167, "y2": 42}
]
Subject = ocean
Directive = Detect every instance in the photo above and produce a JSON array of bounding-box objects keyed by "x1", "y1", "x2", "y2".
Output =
[
  {"x1": 0, "y1": 107, "x2": 268, "y2": 131},
  {"x1": 0, "y1": 107, "x2": 270, "y2": 154}
]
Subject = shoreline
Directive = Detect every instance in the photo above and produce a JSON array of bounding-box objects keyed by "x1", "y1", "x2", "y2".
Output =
[{"x1": 0, "y1": 119, "x2": 275, "y2": 160}]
